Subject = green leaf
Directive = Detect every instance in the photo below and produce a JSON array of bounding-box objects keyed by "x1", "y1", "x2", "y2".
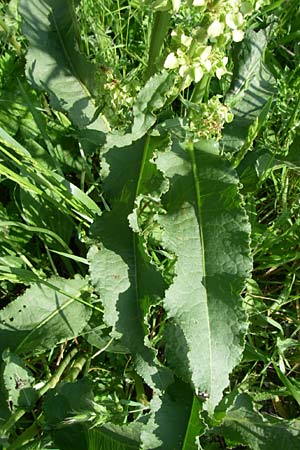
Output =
[
  {"x1": 18, "y1": 0, "x2": 109, "y2": 131},
  {"x1": 155, "y1": 138, "x2": 252, "y2": 412},
  {"x1": 1, "y1": 349, "x2": 38, "y2": 411},
  {"x1": 222, "y1": 29, "x2": 275, "y2": 152},
  {"x1": 141, "y1": 379, "x2": 203, "y2": 450},
  {"x1": 0, "y1": 55, "x2": 39, "y2": 139},
  {"x1": 88, "y1": 135, "x2": 172, "y2": 390},
  {"x1": 272, "y1": 362, "x2": 300, "y2": 406},
  {"x1": 82, "y1": 310, "x2": 127, "y2": 354},
  {"x1": 0, "y1": 276, "x2": 92, "y2": 355},
  {"x1": 88, "y1": 423, "x2": 141, "y2": 450},
  {"x1": 0, "y1": 389, "x2": 10, "y2": 427},
  {"x1": 215, "y1": 393, "x2": 300, "y2": 449},
  {"x1": 43, "y1": 379, "x2": 93, "y2": 450},
  {"x1": 0, "y1": 204, "x2": 32, "y2": 252}
]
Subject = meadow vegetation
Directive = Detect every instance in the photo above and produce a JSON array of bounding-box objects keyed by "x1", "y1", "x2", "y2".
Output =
[{"x1": 1, "y1": 0, "x2": 300, "y2": 449}]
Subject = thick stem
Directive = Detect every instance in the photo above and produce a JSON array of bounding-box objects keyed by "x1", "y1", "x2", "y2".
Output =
[
  {"x1": 64, "y1": 353, "x2": 89, "y2": 382},
  {"x1": 145, "y1": 11, "x2": 171, "y2": 80}
]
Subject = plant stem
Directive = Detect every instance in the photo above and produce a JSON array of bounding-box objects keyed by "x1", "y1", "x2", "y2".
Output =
[
  {"x1": 190, "y1": 74, "x2": 210, "y2": 104},
  {"x1": 64, "y1": 353, "x2": 89, "y2": 382},
  {"x1": 145, "y1": 11, "x2": 171, "y2": 80},
  {"x1": 182, "y1": 395, "x2": 202, "y2": 450},
  {"x1": 7, "y1": 420, "x2": 40, "y2": 450},
  {"x1": 132, "y1": 372, "x2": 148, "y2": 407},
  {"x1": 38, "y1": 347, "x2": 79, "y2": 395}
]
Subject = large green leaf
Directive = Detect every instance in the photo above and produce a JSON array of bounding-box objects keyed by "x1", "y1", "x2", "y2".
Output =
[
  {"x1": 88, "y1": 135, "x2": 172, "y2": 390},
  {"x1": 18, "y1": 0, "x2": 109, "y2": 131},
  {"x1": 215, "y1": 393, "x2": 300, "y2": 449},
  {"x1": 88, "y1": 424, "x2": 141, "y2": 450},
  {"x1": 222, "y1": 29, "x2": 275, "y2": 152},
  {"x1": 0, "y1": 276, "x2": 91, "y2": 355},
  {"x1": 155, "y1": 138, "x2": 252, "y2": 412},
  {"x1": 141, "y1": 379, "x2": 202, "y2": 450}
]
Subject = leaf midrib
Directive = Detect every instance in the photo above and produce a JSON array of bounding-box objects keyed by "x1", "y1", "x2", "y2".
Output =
[
  {"x1": 188, "y1": 143, "x2": 212, "y2": 393},
  {"x1": 132, "y1": 135, "x2": 152, "y2": 323}
]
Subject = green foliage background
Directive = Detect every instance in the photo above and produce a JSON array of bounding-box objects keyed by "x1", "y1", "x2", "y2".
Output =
[{"x1": 1, "y1": 0, "x2": 300, "y2": 449}]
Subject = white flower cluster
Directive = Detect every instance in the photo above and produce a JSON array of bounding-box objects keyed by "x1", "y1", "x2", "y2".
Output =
[
  {"x1": 164, "y1": 29, "x2": 229, "y2": 86},
  {"x1": 162, "y1": 0, "x2": 266, "y2": 87},
  {"x1": 151, "y1": 0, "x2": 268, "y2": 14},
  {"x1": 189, "y1": 95, "x2": 234, "y2": 140}
]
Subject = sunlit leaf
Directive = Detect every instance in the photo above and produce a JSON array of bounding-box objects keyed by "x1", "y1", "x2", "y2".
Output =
[
  {"x1": 88, "y1": 135, "x2": 172, "y2": 390},
  {"x1": 19, "y1": 0, "x2": 109, "y2": 131},
  {"x1": 222, "y1": 29, "x2": 275, "y2": 152},
  {"x1": 0, "y1": 276, "x2": 91, "y2": 355},
  {"x1": 156, "y1": 138, "x2": 252, "y2": 412}
]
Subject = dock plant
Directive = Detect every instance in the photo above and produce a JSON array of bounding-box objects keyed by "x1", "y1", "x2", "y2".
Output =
[{"x1": 1, "y1": 0, "x2": 300, "y2": 449}]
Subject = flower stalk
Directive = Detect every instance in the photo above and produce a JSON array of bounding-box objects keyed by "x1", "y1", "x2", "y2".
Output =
[{"x1": 145, "y1": 11, "x2": 171, "y2": 80}]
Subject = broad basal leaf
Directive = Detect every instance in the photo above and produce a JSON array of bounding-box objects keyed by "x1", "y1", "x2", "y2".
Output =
[
  {"x1": 222, "y1": 29, "x2": 275, "y2": 152},
  {"x1": 156, "y1": 138, "x2": 252, "y2": 412},
  {"x1": 215, "y1": 393, "x2": 300, "y2": 450},
  {"x1": 141, "y1": 379, "x2": 203, "y2": 450},
  {"x1": 0, "y1": 276, "x2": 92, "y2": 355},
  {"x1": 88, "y1": 135, "x2": 172, "y2": 390},
  {"x1": 1, "y1": 349, "x2": 38, "y2": 411},
  {"x1": 19, "y1": 0, "x2": 109, "y2": 131}
]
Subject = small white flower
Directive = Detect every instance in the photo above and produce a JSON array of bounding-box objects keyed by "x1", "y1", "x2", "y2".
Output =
[
  {"x1": 216, "y1": 67, "x2": 225, "y2": 79},
  {"x1": 227, "y1": 14, "x2": 236, "y2": 29},
  {"x1": 199, "y1": 45, "x2": 212, "y2": 63},
  {"x1": 172, "y1": 0, "x2": 181, "y2": 12},
  {"x1": 215, "y1": 57, "x2": 228, "y2": 79},
  {"x1": 181, "y1": 33, "x2": 193, "y2": 48},
  {"x1": 232, "y1": 29, "x2": 244, "y2": 42},
  {"x1": 164, "y1": 52, "x2": 178, "y2": 69},
  {"x1": 222, "y1": 56, "x2": 228, "y2": 66},
  {"x1": 193, "y1": 0, "x2": 205, "y2": 5},
  {"x1": 226, "y1": 12, "x2": 244, "y2": 30},
  {"x1": 255, "y1": 0, "x2": 267, "y2": 10},
  {"x1": 193, "y1": 65, "x2": 204, "y2": 83},
  {"x1": 207, "y1": 20, "x2": 225, "y2": 38},
  {"x1": 179, "y1": 64, "x2": 187, "y2": 77},
  {"x1": 203, "y1": 59, "x2": 212, "y2": 71}
]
